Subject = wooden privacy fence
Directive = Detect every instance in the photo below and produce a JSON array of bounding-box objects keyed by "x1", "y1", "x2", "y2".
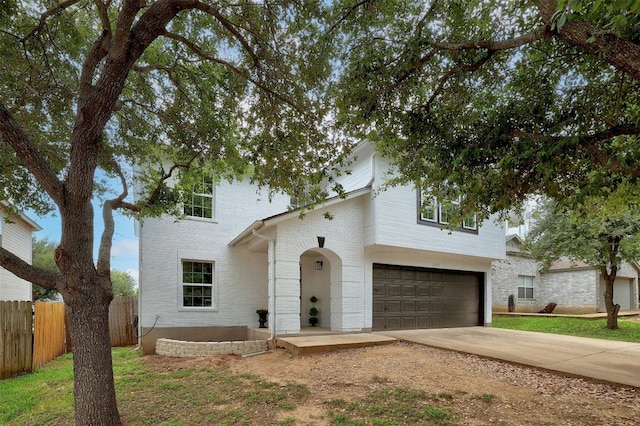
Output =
[
  {"x1": 0, "y1": 301, "x2": 33, "y2": 379},
  {"x1": 33, "y1": 301, "x2": 67, "y2": 370},
  {"x1": 1, "y1": 296, "x2": 138, "y2": 379},
  {"x1": 109, "y1": 296, "x2": 138, "y2": 348}
]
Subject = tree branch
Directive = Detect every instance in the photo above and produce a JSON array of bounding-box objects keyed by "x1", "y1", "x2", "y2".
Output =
[
  {"x1": 20, "y1": 0, "x2": 82, "y2": 42},
  {"x1": 0, "y1": 103, "x2": 63, "y2": 204},
  {"x1": 536, "y1": 0, "x2": 640, "y2": 81},
  {"x1": 161, "y1": 30, "x2": 306, "y2": 114},
  {"x1": 191, "y1": 1, "x2": 260, "y2": 68},
  {"x1": 511, "y1": 124, "x2": 640, "y2": 177},
  {"x1": 0, "y1": 247, "x2": 61, "y2": 290},
  {"x1": 431, "y1": 27, "x2": 553, "y2": 51}
]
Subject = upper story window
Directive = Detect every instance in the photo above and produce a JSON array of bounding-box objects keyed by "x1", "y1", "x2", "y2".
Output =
[
  {"x1": 184, "y1": 173, "x2": 214, "y2": 219},
  {"x1": 418, "y1": 190, "x2": 478, "y2": 232},
  {"x1": 289, "y1": 188, "x2": 312, "y2": 210}
]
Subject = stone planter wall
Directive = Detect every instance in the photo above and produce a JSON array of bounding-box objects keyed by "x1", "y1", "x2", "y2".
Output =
[{"x1": 155, "y1": 338, "x2": 268, "y2": 357}]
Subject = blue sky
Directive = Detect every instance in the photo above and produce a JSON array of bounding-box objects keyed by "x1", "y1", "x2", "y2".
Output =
[{"x1": 30, "y1": 202, "x2": 139, "y2": 284}]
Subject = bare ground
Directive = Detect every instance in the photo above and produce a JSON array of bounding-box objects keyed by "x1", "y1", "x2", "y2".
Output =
[{"x1": 143, "y1": 341, "x2": 640, "y2": 425}]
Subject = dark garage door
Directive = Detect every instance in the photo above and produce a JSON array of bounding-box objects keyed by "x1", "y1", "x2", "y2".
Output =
[{"x1": 372, "y1": 263, "x2": 483, "y2": 331}]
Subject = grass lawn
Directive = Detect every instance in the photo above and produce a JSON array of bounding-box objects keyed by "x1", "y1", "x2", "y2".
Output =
[
  {"x1": 0, "y1": 348, "x2": 457, "y2": 426},
  {"x1": 493, "y1": 315, "x2": 640, "y2": 343}
]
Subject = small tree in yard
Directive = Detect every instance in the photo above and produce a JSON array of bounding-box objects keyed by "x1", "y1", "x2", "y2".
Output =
[
  {"x1": 0, "y1": 1, "x2": 347, "y2": 424},
  {"x1": 111, "y1": 270, "x2": 136, "y2": 297},
  {"x1": 525, "y1": 194, "x2": 640, "y2": 330}
]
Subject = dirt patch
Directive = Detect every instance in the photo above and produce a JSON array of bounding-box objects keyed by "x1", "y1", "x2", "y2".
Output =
[{"x1": 143, "y1": 341, "x2": 640, "y2": 425}]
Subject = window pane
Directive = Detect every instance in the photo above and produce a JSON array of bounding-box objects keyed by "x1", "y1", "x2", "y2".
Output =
[
  {"x1": 420, "y1": 193, "x2": 437, "y2": 222},
  {"x1": 463, "y1": 214, "x2": 477, "y2": 229},
  {"x1": 183, "y1": 285, "x2": 213, "y2": 307},
  {"x1": 526, "y1": 288, "x2": 533, "y2": 298},
  {"x1": 517, "y1": 287, "x2": 524, "y2": 298},
  {"x1": 182, "y1": 261, "x2": 214, "y2": 307},
  {"x1": 184, "y1": 174, "x2": 214, "y2": 218},
  {"x1": 440, "y1": 203, "x2": 455, "y2": 224}
]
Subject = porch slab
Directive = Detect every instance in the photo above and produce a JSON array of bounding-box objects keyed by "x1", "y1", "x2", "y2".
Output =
[{"x1": 276, "y1": 333, "x2": 396, "y2": 355}]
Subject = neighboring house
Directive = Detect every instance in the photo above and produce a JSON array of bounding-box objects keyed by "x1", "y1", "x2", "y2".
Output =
[
  {"x1": 492, "y1": 234, "x2": 640, "y2": 313},
  {"x1": 137, "y1": 143, "x2": 506, "y2": 354},
  {"x1": 0, "y1": 202, "x2": 41, "y2": 301}
]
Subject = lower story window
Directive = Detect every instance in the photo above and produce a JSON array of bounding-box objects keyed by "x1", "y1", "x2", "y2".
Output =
[
  {"x1": 517, "y1": 275, "x2": 534, "y2": 299},
  {"x1": 182, "y1": 260, "x2": 213, "y2": 307}
]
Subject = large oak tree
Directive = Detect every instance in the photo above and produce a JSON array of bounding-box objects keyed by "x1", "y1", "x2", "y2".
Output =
[
  {"x1": 0, "y1": 1, "x2": 346, "y2": 424},
  {"x1": 333, "y1": 0, "x2": 640, "y2": 326}
]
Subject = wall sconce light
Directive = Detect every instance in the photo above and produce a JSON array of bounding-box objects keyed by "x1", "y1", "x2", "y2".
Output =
[
  {"x1": 317, "y1": 236, "x2": 325, "y2": 248},
  {"x1": 315, "y1": 260, "x2": 323, "y2": 270}
]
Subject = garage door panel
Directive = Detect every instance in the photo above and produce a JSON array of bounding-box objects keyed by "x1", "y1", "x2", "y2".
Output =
[
  {"x1": 387, "y1": 284, "x2": 401, "y2": 297},
  {"x1": 402, "y1": 316, "x2": 417, "y2": 329},
  {"x1": 417, "y1": 301, "x2": 430, "y2": 312},
  {"x1": 402, "y1": 300, "x2": 416, "y2": 312},
  {"x1": 372, "y1": 316, "x2": 385, "y2": 330},
  {"x1": 430, "y1": 301, "x2": 443, "y2": 313},
  {"x1": 431, "y1": 286, "x2": 443, "y2": 297},
  {"x1": 373, "y1": 264, "x2": 482, "y2": 331},
  {"x1": 386, "y1": 316, "x2": 402, "y2": 329},
  {"x1": 416, "y1": 285, "x2": 430, "y2": 297},
  {"x1": 417, "y1": 316, "x2": 430, "y2": 328},
  {"x1": 402, "y1": 285, "x2": 417, "y2": 297}
]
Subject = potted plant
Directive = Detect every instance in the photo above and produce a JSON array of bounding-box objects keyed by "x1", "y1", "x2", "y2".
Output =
[
  {"x1": 308, "y1": 296, "x2": 319, "y2": 326},
  {"x1": 256, "y1": 308, "x2": 268, "y2": 328}
]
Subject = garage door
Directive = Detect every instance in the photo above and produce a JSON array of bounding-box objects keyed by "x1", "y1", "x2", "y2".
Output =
[
  {"x1": 599, "y1": 278, "x2": 633, "y2": 311},
  {"x1": 372, "y1": 264, "x2": 482, "y2": 331}
]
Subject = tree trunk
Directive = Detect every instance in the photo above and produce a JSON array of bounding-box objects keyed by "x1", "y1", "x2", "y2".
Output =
[
  {"x1": 603, "y1": 275, "x2": 620, "y2": 330},
  {"x1": 64, "y1": 279, "x2": 121, "y2": 425}
]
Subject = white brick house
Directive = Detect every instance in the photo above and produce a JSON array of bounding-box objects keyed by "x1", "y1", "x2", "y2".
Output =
[
  {"x1": 0, "y1": 202, "x2": 41, "y2": 301},
  {"x1": 492, "y1": 235, "x2": 640, "y2": 314},
  {"x1": 137, "y1": 143, "x2": 506, "y2": 353}
]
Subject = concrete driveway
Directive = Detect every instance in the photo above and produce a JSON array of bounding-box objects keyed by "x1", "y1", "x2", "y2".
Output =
[{"x1": 377, "y1": 327, "x2": 640, "y2": 388}]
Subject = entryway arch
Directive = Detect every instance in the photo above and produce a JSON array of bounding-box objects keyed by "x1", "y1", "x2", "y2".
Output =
[{"x1": 300, "y1": 248, "x2": 342, "y2": 329}]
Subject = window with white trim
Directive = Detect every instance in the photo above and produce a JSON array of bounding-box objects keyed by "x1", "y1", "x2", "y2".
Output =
[
  {"x1": 418, "y1": 189, "x2": 478, "y2": 231},
  {"x1": 181, "y1": 260, "x2": 213, "y2": 307},
  {"x1": 517, "y1": 275, "x2": 534, "y2": 299},
  {"x1": 184, "y1": 173, "x2": 214, "y2": 219}
]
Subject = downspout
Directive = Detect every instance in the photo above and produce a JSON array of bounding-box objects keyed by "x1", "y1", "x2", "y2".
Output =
[
  {"x1": 252, "y1": 229, "x2": 276, "y2": 341},
  {"x1": 364, "y1": 151, "x2": 376, "y2": 330}
]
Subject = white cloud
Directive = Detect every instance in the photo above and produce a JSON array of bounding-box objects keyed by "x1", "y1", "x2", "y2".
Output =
[{"x1": 111, "y1": 239, "x2": 138, "y2": 258}]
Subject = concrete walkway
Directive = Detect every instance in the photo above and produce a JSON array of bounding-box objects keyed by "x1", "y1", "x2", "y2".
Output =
[
  {"x1": 378, "y1": 327, "x2": 640, "y2": 388},
  {"x1": 276, "y1": 333, "x2": 395, "y2": 355}
]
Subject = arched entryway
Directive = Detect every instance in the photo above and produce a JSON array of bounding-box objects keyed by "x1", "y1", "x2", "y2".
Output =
[{"x1": 300, "y1": 248, "x2": 341, "y2": 329}]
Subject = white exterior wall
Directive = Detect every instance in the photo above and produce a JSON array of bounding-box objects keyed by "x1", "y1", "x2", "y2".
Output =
[
  {"x1": 370, "y1": 159, "x2": 505, "y2": 261},
  {"x1": 333, "y1": 143, "x2": 375, "y2": 193},
  {"x1": 139, "y1": 144, "x2": 505, "y2": 337},
  {"x1": 0, "y1": 210, "x2": 36, "y2": 301},
  {"x1": 273, "y1": 196, "x2": 366, "y2": 334},
  {"x1": 138, "y1": 178, "x2": 290, "y2": 330}
]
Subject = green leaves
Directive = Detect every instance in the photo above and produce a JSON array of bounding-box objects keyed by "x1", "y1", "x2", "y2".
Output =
[{"x1": 332, "y1": 0, "x2": 640, "y2": 222}]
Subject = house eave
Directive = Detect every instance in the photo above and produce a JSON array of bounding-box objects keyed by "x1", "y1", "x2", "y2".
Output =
[
  {"x1": 0, "y1": 201, "x2": 42, "y2": 232},
  {"x1": 228, "y1": 220, "x2": 264, "y2": 247}
]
